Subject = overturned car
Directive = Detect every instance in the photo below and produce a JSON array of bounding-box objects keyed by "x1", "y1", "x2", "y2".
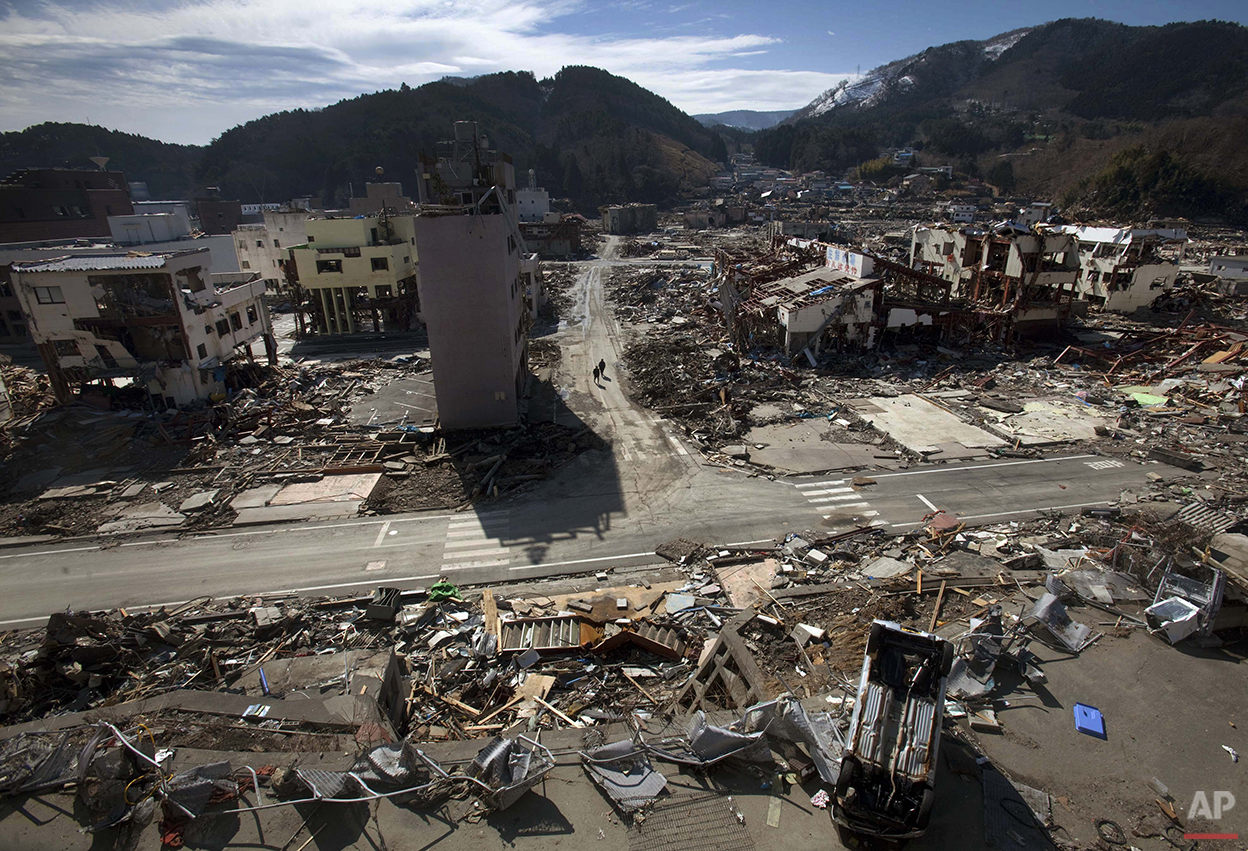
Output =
[{"x1": 833, "y1": 620, "x2": 953, "y2": 842}]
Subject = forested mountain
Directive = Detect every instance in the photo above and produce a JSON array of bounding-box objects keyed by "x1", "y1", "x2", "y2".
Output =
[
  {"x1": 757, "y1": 18, "x2": 1248, "y2": 223},
  {"x1": 0, "y1": 67, "x2": 727, "y2": 213},
  {"x1": 0, "y1": 123, "x2": 200, "y2": 200}
]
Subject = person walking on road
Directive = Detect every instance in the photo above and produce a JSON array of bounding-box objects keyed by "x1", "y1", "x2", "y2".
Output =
[
  {"x1": 599, "y1": 358, "x2": 607, "y2": 377},
  {"x1": 592, "y1": 366, "x2": 600, "y2": 385}
]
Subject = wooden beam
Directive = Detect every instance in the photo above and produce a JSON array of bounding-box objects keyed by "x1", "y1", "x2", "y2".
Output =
[{"x1": 928, "y1": 581, "x2": 948, "y2": 633}]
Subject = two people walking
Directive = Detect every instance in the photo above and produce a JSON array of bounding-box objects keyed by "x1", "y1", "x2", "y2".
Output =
[{"x1": 592, "y1": 358, "x2": 607, "y2": 386}]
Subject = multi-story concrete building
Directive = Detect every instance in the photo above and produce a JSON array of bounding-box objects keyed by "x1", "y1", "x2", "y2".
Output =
[
  {"x1": 0, "y1": 169, "x2": 134, "y2": 242},
  {"x1": 287, "y1": 213, "x2": 420, "y2": 334},
  {"x1": 601, "y1": 204, "x2": 657, "y2": 235},
  {"x1": 516, "y1": 170, "x2": 550, "y2": 223},
  {"x1": 911, "y1": 224, "x2": 1082, "y2": 335},
  {"x1": 412, "y1": 210, "x2": 529, "y2": 429},
  {"x1": 108, "y1": 209, "x2": 192, "y2": 245},
  {"x1": 349, "y1": 183, "x2": 414, "y2": 216},
  {"x1": 10, "y1": 249, "x2": 273, "y2": 407},
  {"x1": 1056, "y1": 225, "x2": 1186, "y2": 313},
  {"x1": 233, "y1": 209, "x2": 314, "y2": 290},
  {"x1": 195, "y1": 197, "x2": 244, "y2": 235}
]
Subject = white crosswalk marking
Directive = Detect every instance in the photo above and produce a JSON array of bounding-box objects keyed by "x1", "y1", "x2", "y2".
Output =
[
  {"x1": 442, "y1": 511, "x2": 510, "y2": 571},
  {"x1": 791, "y1": 480, "x2": 881, "y2": 525}
]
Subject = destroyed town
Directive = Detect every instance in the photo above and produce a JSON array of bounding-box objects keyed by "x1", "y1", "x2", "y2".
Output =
[{"x1": 1, "y1": 9, "x2": 1247, "y2": 851}]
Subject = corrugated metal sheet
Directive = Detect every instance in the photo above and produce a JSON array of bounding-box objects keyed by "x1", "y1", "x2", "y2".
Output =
[
  {"x1": 1177, "y1": 502, "x2": 1238, "y2": 534},
  {"x1": 13, "y1": 253, "x2": 189, "y2": 272}
]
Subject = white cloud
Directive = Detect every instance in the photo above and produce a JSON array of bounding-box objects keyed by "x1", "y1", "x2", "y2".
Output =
[{"x1": 0, "y1": 0, "x2": 852, "y2": 143}]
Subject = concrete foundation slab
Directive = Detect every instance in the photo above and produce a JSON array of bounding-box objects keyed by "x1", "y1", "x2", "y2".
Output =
[
  {"x1": 270, "y1": 473, "x2": 383, "y2": 506},
  {"x1": 848, "y1": 395, "x2": 1005, "y2": 454},
  {"x1": 232, "y1": 501, "x2": 363, "y2": 526},
  {"x1": 229, "y1": 484, "x2": 282, "y2": 510},
  {"x1": 987, "y1": 399, "x2": 1112, "y2": 445},
  {"x1": 744, "y1": 421, "x2": 883, "y2": 474},
  {"x1": 97, "y1": 502, "x2": 185, "y2": 534}
]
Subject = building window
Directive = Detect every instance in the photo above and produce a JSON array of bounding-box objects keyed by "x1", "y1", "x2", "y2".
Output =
[
  {"x1": 241, "y1": 260, "x2": 251, "y2": 269},
  {"x1": 341, "y1": 247, "x2": 361, "y2": 258},
  {"x1": 375, "y1": 285, "x2": 392, "y2": 298},
  {"x1": 239, "y1": 241, "x2": 246, "y2": 250},
  {"x1": 246, "y1": 305, "x2": 258, "y2": 324},
  {"x1": 316, "y1": 259, "x2": 342, "y2": 273},
  {"x1": 196, "y1": 343, "x2": 208, "y2": 359},
  {"x1": 215, "y1": 318, "x2": 230, "y2": 336},
  {"x1": 507, "y1": 235, "x2": 517, "y2": 254},
  {"x1": 273, "y1": 239, "x2": 280, "y2": 248},
  {"x1": 204, "y1": 325, "x2": 212, "y2": 335},
  {"x1": 53, "y1": 339, "x2": 78, "y2": 356},
  {"x1": 307, "y1": 236, "x2": 315, "y2": 243},
  {"x1": 0, "y1": 282, "x2": 10, "y2": 298},
  {"x1": 33, "y1": 286, "x2": 65, "y2": 304},
  {"x1": 371, "y1": 256, "x2": 389, "y2": 271},
  {"x1": 255, "y1": 239, "x2": 263, "y2": 248},
  {"x1": 229, "y1": 312, "x2": 242, "y2": 331},
  {"x1": 6, "y1": 310, "x2": 20, "y2": 322}
]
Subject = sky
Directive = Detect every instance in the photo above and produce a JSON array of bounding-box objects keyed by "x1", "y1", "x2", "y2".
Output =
[{"x1": 0, "y1": 0, "x2": 1246, "y2": 145}]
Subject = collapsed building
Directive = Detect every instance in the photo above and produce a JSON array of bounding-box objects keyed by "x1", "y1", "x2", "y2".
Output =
[
  {"x1": 910, "y1": 223, "x2": 1084, "y2": 337},
  {"x1": 717, "y1": 242, "x2": 881, "y2": 360},
  {"x1": 1055, "y1": 224, "x2": 1186, "y2": 313},
  {"x1": 9, "y1": 249, "x2": 275, "y2": 407}
]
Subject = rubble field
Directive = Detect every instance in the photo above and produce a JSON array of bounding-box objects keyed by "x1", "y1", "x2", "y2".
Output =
[
  {"x1": 0, "y1": 356, "x2": 598, "y2": 538},
  {"x1": 0, "y1": 491, "x2": 1243, "y2": 848}
]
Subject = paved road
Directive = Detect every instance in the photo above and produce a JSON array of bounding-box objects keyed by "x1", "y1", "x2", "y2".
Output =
[
  {"x1": 786, "y1": 453, "x2": 1146, "y2": 531},
  {"x1": 0, "y1": 245, "x2": 1150, "y2": 625}
]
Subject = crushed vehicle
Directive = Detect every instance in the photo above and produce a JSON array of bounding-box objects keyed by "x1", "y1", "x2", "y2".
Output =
[{"x1": 834, "y1": 619, "x2": 953, "y2": 842}]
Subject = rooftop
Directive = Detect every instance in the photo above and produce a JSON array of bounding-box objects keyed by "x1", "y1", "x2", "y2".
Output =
[{"x1": 12, "y1": 249, "x2": 205, "y2": 273}]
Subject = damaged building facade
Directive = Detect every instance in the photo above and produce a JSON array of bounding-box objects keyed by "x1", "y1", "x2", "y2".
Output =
[
  {"x1": 1055, "y1": 224, "x2": 1186, "y2": 313},
  {"x1": 602, "y1": 203, "x2": 657, "y2": 235},
  {"x1": 718, "y1": 240, "x2": 882, "y2": 359},
  {"x1": 286, "y1": 213, "x2": 420, "y2": 336},
  {"x1": 10, "y1": 249, "x2": 274, "y2": 407},
  {"x1": 910, "y1": 223, "x2": 1083, "y2": 337}
]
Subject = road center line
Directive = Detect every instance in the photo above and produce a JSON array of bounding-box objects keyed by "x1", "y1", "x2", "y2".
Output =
[
  {"x1": 890, "y1": 500, "x2": 1113, "y2": 528},
  {"x1": 372, "y1": 521, "x2": 392, "y2": 548}
]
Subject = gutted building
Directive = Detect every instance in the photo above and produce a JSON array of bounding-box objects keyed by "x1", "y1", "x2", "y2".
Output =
[
  {"x1": 718, "y1": 240, "x2": 881, "y2": 359},
  {"x1": 286, "y1": 213, "x2": 420, "y2": 336},
  {"x1": 601, "y1": 204, "x2": 657, "y2": 235},
  {"x1": 911, "y1": 224, "x2": 1083, "y2": 337},
  {"x1": 1056, "y1": 225, "x2": 1186, "y2": 313},
  {"x1": 10, "y1": 250, "x2": 274, "y2": 407}
]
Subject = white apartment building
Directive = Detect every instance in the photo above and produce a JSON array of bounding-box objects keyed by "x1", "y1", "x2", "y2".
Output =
[{"x1": 233, "y1": 209, "x2": 314, "y2": 290}]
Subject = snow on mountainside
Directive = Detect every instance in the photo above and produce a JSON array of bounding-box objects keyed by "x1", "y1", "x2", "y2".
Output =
[{"x1": 787, "y1": 27, "x2": 1034, "y2": 124}]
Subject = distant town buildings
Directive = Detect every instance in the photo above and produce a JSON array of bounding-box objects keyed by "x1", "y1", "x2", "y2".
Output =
[{"x1": 0, "y1": 168, "x2": 133, "y2": 242}]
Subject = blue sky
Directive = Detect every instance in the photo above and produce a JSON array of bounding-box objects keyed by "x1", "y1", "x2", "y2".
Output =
[{"x1": 0, "y1": 0, "x2": 1244, "y2": 145}]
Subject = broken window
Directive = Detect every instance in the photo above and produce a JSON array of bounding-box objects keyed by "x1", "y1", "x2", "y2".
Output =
[
  {"x1": 342, "y1": 247, "x2": 361, "y2": 258},
  {"x1": 6, "y1": 310, "x2": 20, "y2": 322},
  {"x1": 196, "y1": 343, "x2": 207, "y2": 359},
  {"x1": 371, "y1": 256, "x2": 389, "y2": 271},
  {"x1": 316, "y1": 260, "x2": 342, "y2": 273},
  {"x1": 238, "y1": 241, "x2": 246, "y2": 250},
  {"x1": 53, "y1": 339, "x2": 78, "y2": 356},
  {"x1": 241, "y1": 260, "x2": 251, "y2": 269},
  {"x1": 95, "y1": 344, "x2": 118, "y2": 368},
  {"x1": 246, "y1": 305, "x2": 257, "y2": 324},
  {"x1": 229, "y1": 312, "x2": 242, "y2": 331},
  {"x1": 375, "y1": 284, "x2": 392, "y2": 298},
  {"x1": 273, "y1": 239, "x2": 279, "y2": 248},
  {"x1": 0, "y1": 280, "x2": 12, "y2": 298},
  {"x1": 88, "y1": 273, "x2": 175, "y2": 319},
  {"x1": 34, "y1": 286, "x2": 64, "y2": 304},
  {"x1": 215, "y1": 318, "x2": 229, "y2": 336}
]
